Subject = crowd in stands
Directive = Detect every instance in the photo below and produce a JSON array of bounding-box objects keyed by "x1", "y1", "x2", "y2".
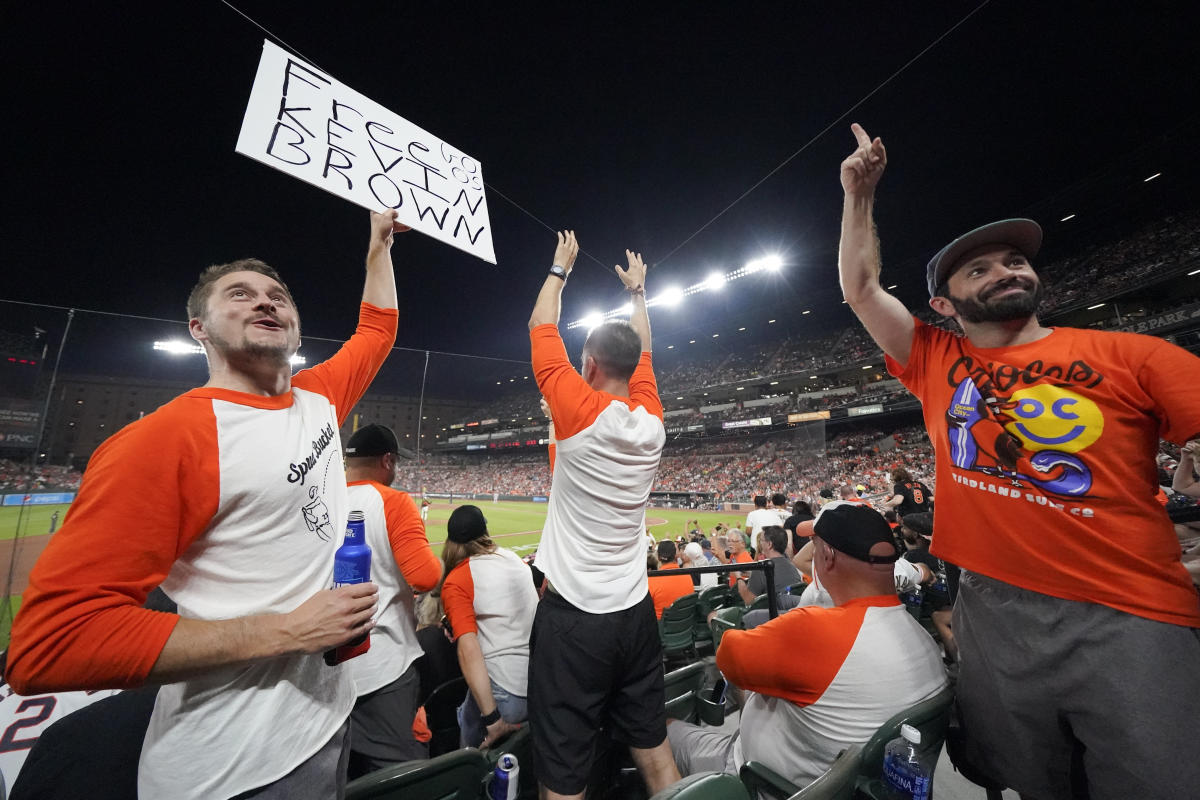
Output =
[{"x1": 0, "y1": 459, "x2": 82, "y2": 493}]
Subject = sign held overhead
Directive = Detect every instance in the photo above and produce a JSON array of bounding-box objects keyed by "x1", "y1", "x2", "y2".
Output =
[{"x1": 237, "y1": 40, "x2": 496, "y2": 264}]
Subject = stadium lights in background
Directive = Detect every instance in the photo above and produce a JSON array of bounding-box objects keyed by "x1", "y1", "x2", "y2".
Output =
[
  {"x1": 153, "y1": 340, "x2": 306, "y2": 365},
  {"x1": 566, "y1": 254, "x2": 784, "y2": 331}
]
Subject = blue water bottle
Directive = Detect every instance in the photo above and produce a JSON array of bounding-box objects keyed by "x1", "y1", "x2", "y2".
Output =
[
  {"x1": 324, "y1": 511, "x2": 372, "y2": 665},
  {"x1": 490, "y1": 753, "x2": 519, "y2": 800},
  {"x1": 881, "y1": 724, "x2": 933, "y2": 799}
]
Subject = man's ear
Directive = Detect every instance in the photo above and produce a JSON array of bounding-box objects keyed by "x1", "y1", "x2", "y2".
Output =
[
  {"x1": 189, "y1": 317, "x2": 208, "y2": 343},
  {"x1": 582, "y1": 354, "x2": 598, "y2": 384},
  {"x1": 928, "y1": 296, "x2": 956, "y2": 319}
]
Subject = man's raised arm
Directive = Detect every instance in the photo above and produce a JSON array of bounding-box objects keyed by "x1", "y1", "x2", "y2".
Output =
[
  {"x1": 529, "y1": 231, "x2": 579, "y2": 330},
  {"x1": 362, "y1": 209, "x2": 408, "y2": 310},
  {"x1": 616, "y1": 249, "x2": 651, "y2": 352},
  {"x1": 838, "y1": 123, "x2": 914, "y2": 366}
]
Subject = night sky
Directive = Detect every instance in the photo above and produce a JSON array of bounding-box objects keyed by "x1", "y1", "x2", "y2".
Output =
[{"x1": 5, "y1": 1, "x2": 1199, "y2": 369}]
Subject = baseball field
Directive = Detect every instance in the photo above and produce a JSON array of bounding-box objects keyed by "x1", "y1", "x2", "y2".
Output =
[{"x1": 0, "y1": 501, "x2": 741, "y2": 647}]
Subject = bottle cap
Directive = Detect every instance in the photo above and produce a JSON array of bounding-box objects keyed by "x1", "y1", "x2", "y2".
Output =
[{"x1": 900, "y1": 723, "x2": 921, "y2": 744}]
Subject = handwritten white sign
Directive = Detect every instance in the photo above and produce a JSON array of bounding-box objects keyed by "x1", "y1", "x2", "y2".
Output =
[{"x1": 236, "y1": 40, "x2": 496, "y2": 263}]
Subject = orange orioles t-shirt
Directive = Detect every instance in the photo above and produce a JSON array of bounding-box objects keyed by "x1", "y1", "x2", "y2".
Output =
[{"x1": 887, "y1": 319, "x2": 1200, "y2": 626}]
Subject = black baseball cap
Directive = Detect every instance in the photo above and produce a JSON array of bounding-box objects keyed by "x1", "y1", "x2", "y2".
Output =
[
  {"x1": 902, "y1": 512, "x2": 934, "y2": 538},
  {"x1": 345, "y1": 424, "x2": 399, "y2": 457},
  {"x1": 447, "y1": 505, "x2": 488, "y2": 544},
  {"x1": 926, "y1": 218, "x2": 1042, "y2": 297},
  {"x1": 813, "y1": 501, "x2": 900, "y2": 564}
]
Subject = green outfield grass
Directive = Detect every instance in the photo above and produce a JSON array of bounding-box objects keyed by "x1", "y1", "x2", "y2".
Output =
[
  {"x1": 0, "y1": 504, "x2": 71, "y2": 541},
  {"x1": 0, "y1": 595, "x2": 21, "y2": 649}
]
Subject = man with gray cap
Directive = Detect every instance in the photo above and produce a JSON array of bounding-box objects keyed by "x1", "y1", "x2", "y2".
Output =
[
  {"x1": 668, "y1": 501, "x2": 946, "y2": 789},
  {"x1": 838, "y1": 123, "x2": 1200, "y2": 798},
  {"x1": 344, "y1": 423, "x2": 442, "y2": 775}
]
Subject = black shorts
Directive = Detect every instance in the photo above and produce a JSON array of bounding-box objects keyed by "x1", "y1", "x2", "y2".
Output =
[{"x1": 528, "y1": 590, "x2": 667, "y2": 795}]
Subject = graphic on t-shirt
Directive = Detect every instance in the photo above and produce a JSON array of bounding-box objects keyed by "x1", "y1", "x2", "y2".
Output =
[
  {"x1": 301, "y1": 485, "x2": 335, "y2": 540},
  {"x1": 945, "y1": 377, "x2": 1098, "y2": 497}
]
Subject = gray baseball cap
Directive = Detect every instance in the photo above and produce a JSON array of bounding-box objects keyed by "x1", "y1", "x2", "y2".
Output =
[{"x1": 926, "y1": 218, "x2": 1042, "y2": 297}]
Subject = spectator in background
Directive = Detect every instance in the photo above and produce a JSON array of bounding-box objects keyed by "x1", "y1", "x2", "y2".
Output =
[
  {"x1": 527, "y1": 233, "x2": 679, "y2": 799},
  {"x1": 744, "y1": 495, "x2": 779, "y2": 539},
  {"x1": 668, "y1": 502, "x2": 947, "y2": 788},
  {"x1": 699, "y1": 539, "x2": 720, "y2": 566},
  {"x1": 770, "y1": 493, "x2": 790, "y2": 525},
  {"x1": 782, "y1": 500, "x2": 815, "y2": 558},
  {"x1": 898, "y1": 512, "x2": 959, "y2": 663},
  {"x1": 736, "y1": 526, "x2": 802, "y2": 607},
  {"x1": 650, "y1": 540, "x2": 698, "y2": 617},
  {"x1": 884, "y1": 467, "x2": 933, "y2": 517},
  {"x1": 683, "y1": 541, "x2": 717, "y2": 588},
  {"x1": 6, "y1": 211, "x2": 406, "y2": 799},
  {"x1": 727, "y1": 530, "x2": 753, "y2": 587},
  {"x1": 344, "y1": 423, "x2": 442, "y2": 775},
  {"x1": 440, "y1": 505, "x2": 537, "y2": 749},
  {"x1": 1173, "y1": 439, "x2": 1200, "y2": 499}
]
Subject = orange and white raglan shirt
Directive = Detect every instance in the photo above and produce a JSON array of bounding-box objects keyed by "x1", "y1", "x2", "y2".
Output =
[
  {"x1": 531, "y1": 324, "x2": 665, "y2": 613},
  {"x1": 441, "y1": 548, "x2": 539, "y2": 697},
  {"x1": 888, "y1": 319, "x2": 1200, "y2": 626},
  {"x1": 718, "y1": 596, "x2": 947, "y2": 787},
  {"x1": 7, "y1": 303, "x2": 397, "y2": 799},
  {"x1": 344, "y1": 481, "x2": 441, "y2": 696}
]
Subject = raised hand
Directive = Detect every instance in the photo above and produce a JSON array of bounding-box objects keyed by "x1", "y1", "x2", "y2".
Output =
[
  {"x1": 615, "y1": 249, "x2": 647, "y2": 293},
  {"x1": 840, "y1": 123, "x2": 887, "y2": 198},
  {"x1": 552, "y1": 230, "x2": 580, "y2": 274},
  {"x1": 369, "y1": 209, "x2": 411, "y2": 250}
]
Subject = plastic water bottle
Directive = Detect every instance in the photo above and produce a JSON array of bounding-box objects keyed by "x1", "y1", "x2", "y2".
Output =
[
  {"x1": 324, "y1": 511, "x2": 372, "y2": 665},
  {"x1": 881, "y1": 723, "x2": 933, "y2": 800},
  {"x1": 489, "y1": 753, "x2": 519, "y2": 800}
]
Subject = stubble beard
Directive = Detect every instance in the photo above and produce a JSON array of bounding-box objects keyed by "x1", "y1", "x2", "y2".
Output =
[{"x1": 207, "y1": 326, "x2": 294, "y2": 370}]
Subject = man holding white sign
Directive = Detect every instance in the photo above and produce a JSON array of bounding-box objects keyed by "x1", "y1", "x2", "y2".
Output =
[
  {"x1": 8, "y1": 210, "x2": 408, "y2": 799},
  {"x1": 237, "y1": 40, "x2": 497, "y2": 264}
]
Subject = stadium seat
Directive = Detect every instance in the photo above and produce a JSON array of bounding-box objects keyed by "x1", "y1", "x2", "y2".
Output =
[
  {"x1": 663, "y1": 661, "x2": 707, "y2": 724},
  {"x1": 660, "y1": 593, "x2": 700, "y2": 663},
  {"x1": 854, "y1": 685, "x2": 954, "y2": 799},
  {"x1": 482, "y1": 724, "x2": 536, "y2": 799},
  {"x1": 423, "y1": 676, "x2": 469, "y2": 757},
  {"x1": 698, "y1": 585, "x2": 737, "y2": 616},
  {"x1": 748, "y1": 593, "x2": 770, "y2": 612},
  {"x1": 709, "y1": 606, "x2": 746, "y2": 649},
  {"x1": 739, "y1": 745, "x2": 862, "y2": 800},
  {"x1": 649, "y1": 771, "x2": 752, "y2": 800},
  {"x1": 344, "y1": 747, "x2": 489, "y2": 800}
]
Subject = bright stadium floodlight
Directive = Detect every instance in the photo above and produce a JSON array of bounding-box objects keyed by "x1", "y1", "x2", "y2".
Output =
[
  {"x1": 289, "y1": 354, "x2": 306, "y2": 365},
  {"x1": 651, "y1": 286, "x2": 683, "y2": 308},
  {"x1": 581, "y1": 312, "x2": 604, "y2": 331},
  {"x1": 154, "y1": 340, "x2": 203, "y2": 355},
  {"x1": 705, "y1": 272, "x2": 726, "y2": 291},
  {"x1": 761, "y1": 255, "x2": 783, "y2": 272}
]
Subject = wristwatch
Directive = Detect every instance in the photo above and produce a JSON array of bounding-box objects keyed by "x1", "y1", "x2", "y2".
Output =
[
  {"x1": 481, "y1": 707, "x2": 502, "y2": 726},
  {"x1": 549, "y1": 264, "x2": 568, "y2": 281}
]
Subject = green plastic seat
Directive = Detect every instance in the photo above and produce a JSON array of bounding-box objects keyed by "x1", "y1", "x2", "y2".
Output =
[
  {"x1": 709, "y1": 606, "x2": 746, "y2": 649},
  {"x1": 698, "y1": 584, "x2": 737, "y2": 616},
  {"x1": 423, "y1": 676, "x2": 469, "y2": 757},
  {"x1": 482, "y1": 724, "x2": 536, "y2": 799},
  {"x1": 748, "y1": 593, "x2": 770, "y2": 612},
  {"x1": 345, "y1": 747, "x2": 489, "y2": 800},
  {"x1": 660, "y1": 592, "x2": 700, "y2": 661},
  {"x1": 739, "y1": 745, "x2": 862, "y2": 800},
  {"x1": 663, "y1": 661, "x2": 707, "y2": 723},
  {"x1": 650, "y1": 771, "x2": 752, "y2": 800},
  {"x1": 854, "y1": 685, "x2": 954, "y2": 799}
]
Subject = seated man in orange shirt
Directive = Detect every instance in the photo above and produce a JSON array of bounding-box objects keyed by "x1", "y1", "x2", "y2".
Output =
[
  {"x1": 649, "y1": 540, "x2": 696, "y2": 618},
  {"x1": 727, "y1": 531, "x2": 753, "y2": 587}
]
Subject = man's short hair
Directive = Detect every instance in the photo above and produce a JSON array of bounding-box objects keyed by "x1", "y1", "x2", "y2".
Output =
[
  {"x1": 770, "y1": 492, "x2": 787, "y2": 507},
  {"x1": 839, "y1": 484, "x2": 857, "y2": 499},
  {"x1": 186, "y1": 258, "x2": 294, "y2": 321},
  {"x1": 581, "y1": 321, "x2": 642, "y2": 381},
  {"x1": 656, "y1": 539, "x2": 677, "y2": 563},
  {"x1": 761, "y1": 525, "x2": 787, "y2": 555},
  {"x1": 753, "y1": 495, "x2": 768, "y2": 508}
]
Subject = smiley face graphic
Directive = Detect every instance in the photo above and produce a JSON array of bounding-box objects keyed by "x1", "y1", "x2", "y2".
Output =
[{"x1": 1003, "y1": 385, "x2": 1103, "y2": 453}]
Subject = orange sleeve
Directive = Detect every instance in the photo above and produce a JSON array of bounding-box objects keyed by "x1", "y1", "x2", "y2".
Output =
[
  {"x1": 628, "y1": 352, "x2": 663, "y2": 420},
  {"x1": 293, "y1": 303, "x2": 398, "y2": 426},
  {"x1": 382, "y1": 486, "x2": 441, "y2": 593},
  {"x1": 884, "y1": 316, "x2": 930, "y2": 397},
  {"x1": 441, "y1": 561, "x2": 477, "y2": 639},
  {"x1": 530, "y1": 324, "x2": 609, "y2": 440},
  {"x1": 547, "y1": 442, "x2": 556, "y2": 473},
  {"x1": 716, "y1": 604, "x2": 867, "y2": 706},
  {"x1": 1137, "y1": 336, "x2": 1200, "y2": 444},
  {"x1": 6, "y1": 398, "x2": 219, "y2": 693}
]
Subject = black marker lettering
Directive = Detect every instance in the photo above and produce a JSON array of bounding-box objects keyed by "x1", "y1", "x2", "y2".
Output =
[
  {"x1": 453, "y1": 188, "x2": 485, "y2": 215},
  {"x1": 369, "y1": 173, "x2": 403, "y2": 208},
  {"x1": 409, "y1": 189, "x2": 450, "y2": 229},
  {"x1": 366, "y1": 122, "x2": 404, "y2": 172},
  {"x1": 267, "y1": 123, "x2": 311, "y2": 165},
  {"x1": 453, "y1": 214, "x2": 486, "y2": 244}
]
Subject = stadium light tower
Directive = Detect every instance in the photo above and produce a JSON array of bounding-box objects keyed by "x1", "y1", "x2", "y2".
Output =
[
  {"x1": 651, "y1": 286, "x2": 684, "y2": 308},
  {"x1": 705, "y1": 272, "x2": 726, "y2": 291}
]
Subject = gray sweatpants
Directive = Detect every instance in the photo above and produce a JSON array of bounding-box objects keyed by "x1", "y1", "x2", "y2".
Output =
[{"x1": 954, "y1": 571, "x2": 1200, "y2": 800}]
